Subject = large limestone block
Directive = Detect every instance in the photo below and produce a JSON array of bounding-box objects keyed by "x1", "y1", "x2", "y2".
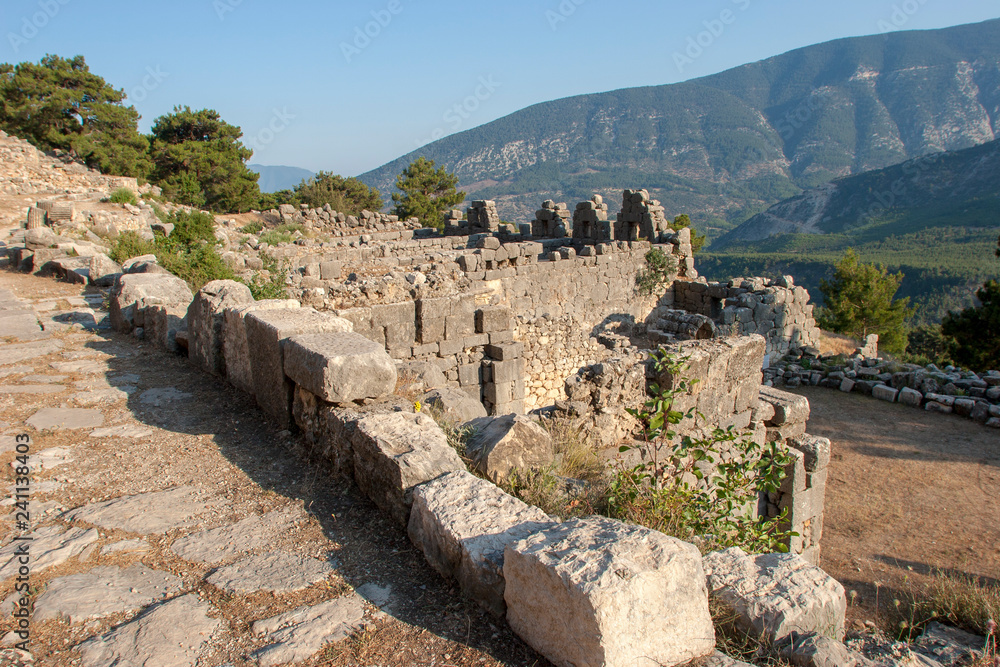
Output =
[
  {"x1": 283, "y1": 332, "x2": 396, "y2": 404},
  {"x1": 759, "y1": 385, "x2": 811, "y2": 425},
  {"x1": 702, "y1": 547, "x2": 846, "y2": 643},
  {"x1": 407, "y1": 470, "x2": 552, "y2": 616},
  {"x1": 245, "y1": 308, "x2": 353, "y2": 427},
  {"x1": 421, "y1": 386, "x2": 487, "y2": 424},
  {"x1": 187, "y1": 280, "x2": 253, "y2": 376},
  {"x1": 350, "y1": 412, "x2": 465, "y2": 526},
  {"x1": 465, "y1": 414, "x2": 554, "y2": 483},
  {"x1": 222, "y1": 299, "x2": 300, "y2": 395},
  {"x1": 109, "y1": 273, "x2": 192, "y2": 333},
  {"x1": 88, "y1": 253, "x2": 122, "y2": 288},
  {"x1": 504, "y1": 517, "x2": 715, "y2": 667}
]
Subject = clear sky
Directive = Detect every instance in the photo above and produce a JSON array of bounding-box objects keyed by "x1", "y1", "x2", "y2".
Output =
[{"x1": 3, "y1": 0, "x2": 998, "y2": 176}]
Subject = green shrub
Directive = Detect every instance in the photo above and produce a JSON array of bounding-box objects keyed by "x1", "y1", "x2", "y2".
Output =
[
  {"x1": 108, "y1": 187, "x2": 138, "y2": 206},
  {"x1": 239, "y1": 221, "x2": 264, "y2": 235},
  {"x1": 636, "y1": 248, "x2": 679, "y2": 296},
  {"x1": 109, "y1": 231, "x2": 156, "y2": 264},
  {"x1": 244, "y1": 255, "x2": 288, "y2": 300},
  {"x1": 258, "y1": 230, "x2": 294, "y2": 246}
]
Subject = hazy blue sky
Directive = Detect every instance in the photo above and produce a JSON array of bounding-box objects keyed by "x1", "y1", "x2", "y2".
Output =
[{"x1": 3, "y1": 1, "x2": 998, "y2": 175}]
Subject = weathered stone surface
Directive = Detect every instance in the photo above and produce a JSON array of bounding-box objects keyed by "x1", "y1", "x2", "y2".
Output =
[
  {"x1": 0, "y1": 525, "x2": 99, "y2": 580},
  {"x1": 12, "y1": 446, "x2": 73, "y2": 471},
  {"x1": 699, "y1": 652, "x2": 758, "y2": 667},
  {"x1": 187, "y1": 280, "x2": 254, "y2": 377},
  {"x1": 33, "y1": 565, "x2": 183, "y2": 623},
  {"x1": 872, "y1": 385, "x2": 899, "y2": 402},
  {"x1": 77, "y1": 594, "x2": 221, "y2": 667},
  {"x1": 898, "y1": 387, "x2": 924, "y2": 408},
  {"x1": 397, "y1": 360, "x2": 447, "y2": 390},
  {"x1": 759, "y1": 386, "x2": 810, "y2": 425},
  {"x1": 0, "y1": 339, "x2": 61, "y2": 366},
  {"x1": 222, "y1": 299, "x2": 300, "y2": 396},
  {"x1": 351, "y1": 412, "x2": 465, "y2": 526},
  {"x1": 0, "y1": 310, "x2": 42, "y2": 339},
  {"x1": 782, "y1": 632, "x2": 873, "y2": 667},
  {"x1": 251, "y1": 594, "x2": 366, "y2": 667},
  {"x1": 465, "y1": 414, "x2": 554, "y2": 483},
  {"x1": 101, "y1": 539, "x2": 150, "y2": 555},
  {"x1": 504, "y1": 516, "x2": 715, "y2": 667},
  {"x1": 408, "y1": 470, "x2": 552, "y2": 616},
  {"x1": 788, "y1": 435, "x2": 831, "y2": 473},
  {"x1": 283, "y1": 332, "x2": 396, "y2": 404},
  {"x1": 245, "y1": 308, "x2": 354, "y2": 426},
  {"x1": 912, "y1": 621, "x2": 986, "y2": 666},
  {"x1": 26, "y1": 407, "x2": 104, "y2": 430},
  {"x1": 89, "y1": 424, "x2": 154, "y2": 439},
  {"x1": 171, "y1": 506, "x2": 307, "y2": 565},
  {"x1": 206, "y1": 552, "x2": 334, "y2": 594},
  {"x1": 88, "y1": 253, "x2": 121, "y2": 288},
  {"x1": 65, "y1": 486, "x2": 220, "y2": 534},
  {"x1": 0, "y1": 384, "x2": 63, "y2": 394},
  {"x1": 109, "y1": 273, "x2": 192, "y2": 333},
  {"x1": 421, "y1": 386, "x2": 487, "y2": 424},
  {"x1": 138, "y1": 387, "x2": 192, "y2": 407},
  {"x1": 703, "y1": 547, "x2": 846, "y2": 643}
]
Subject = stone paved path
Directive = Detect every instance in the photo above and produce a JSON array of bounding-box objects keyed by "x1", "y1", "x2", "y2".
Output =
[{"x1": 0, "y1": 271, "x2": 547, "y2": 666}]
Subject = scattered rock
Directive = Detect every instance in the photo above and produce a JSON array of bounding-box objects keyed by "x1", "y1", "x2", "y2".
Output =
[
  {"x1": 0, "y1": 525, "x2": 99, "y2": 580},
  {"x1": 420, "y1": 386, "x2": 487, "y2": 424},
  {"x1": 465, "y1": 414, "x2": 554, "y2": 483},
  {"x1": 171, "y1": 506, "x2": 307, "y2": 565}
]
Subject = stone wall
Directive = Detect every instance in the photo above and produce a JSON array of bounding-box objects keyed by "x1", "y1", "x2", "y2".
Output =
[{"x1": 671, "y1": 276, "x2": 821, "y2": 360}]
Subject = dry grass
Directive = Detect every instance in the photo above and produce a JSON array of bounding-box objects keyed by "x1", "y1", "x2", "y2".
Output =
[
  {"x1": 893, "y1": 570, "x2": 1000, "y2": 642},
  {"x1": 817, "y1": 329, "x2": 859, "y2": 356}
]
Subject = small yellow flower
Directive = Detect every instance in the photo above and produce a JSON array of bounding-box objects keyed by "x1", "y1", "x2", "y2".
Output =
[{"x1": 414, "y1": 401, "x2": 421, "y2": 413}]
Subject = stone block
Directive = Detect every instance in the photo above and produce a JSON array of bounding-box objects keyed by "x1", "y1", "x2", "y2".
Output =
[
  {"x1": 88, "y1": 253, "x2": 122, "y2": 288},
  {"x1": 284, "y1": 333, "x2": 396, "y2": 404},
  {"x1": 418, "y1": 316, "x2": 445, "y2": 344},
  {"x1": 872, "y1": 385, "x2": 898, "y2": 403},
  {"x1": 898, "y1": 387, "x2": 923, "y2": 408},
  {"x1": 408, "y1": 470, "x2": 552, "y2": 616},
  {"x1": 485, "y1": 381, "x2": 513, "y2": 406},
  {"x1": 703, "y1": 547, "x2": 846, "y2": 643},
  {"x1": 110, "y1": 273, "x2": 192, "y2": 334},
  {"x1": 222, "y1": 299, "x2": 300, "y2": 396},
  {"x1": 464, "y1": 414, "x2": 554, "y2": 482},
  {"x1": 504, "y1": 517, "x2": 715, "y2": 667},
  {"x1": 350, "y1": 412, "x2": 465, "y2": 526},
  {"x1": 486, "y1": 342, "x2": 524, "y2": 361},
  {"x1": 475, "y1": 307, "x2": 512, "y2": 334},
  {"x1": 245, "y1": 309, "x2": 354, "y2": 427},
  {"x1": 421, "y1": 386, "x2": 487, "y2": 423},
  {"x1": 788, "y1": 435, "x2": 831, "y2": 472},
  {"x1": 490, "y1": 359, "x2": 523, "y2": 385},
  {"x1": 445, "y1": 313, "x2": 475, "y2": 340},
  {"x1": 759, "y1": 385, "x2": 810, "y2": 425},
  {"x1": 187, "y1": 280, "x2": 254, "y2": 377}
]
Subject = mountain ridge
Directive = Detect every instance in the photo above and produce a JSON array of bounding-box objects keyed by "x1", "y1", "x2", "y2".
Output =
[{"x1": 358, "y1": 19, "x2": 1000, "y2": 229}]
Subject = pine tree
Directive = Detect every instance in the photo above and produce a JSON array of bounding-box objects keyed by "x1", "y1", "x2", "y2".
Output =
[
  {"x1": 941, "y1": 235, "x2": 1000, "y2": 369},
  {"x1": 670, "y1": 214, "x2": 706, "y2": 252},
  {"x1": 391, "y1": 157, "x2": 465, "y2": 229},
  {"x1": 149, "y1": 107, "x2": 260, "y2": 213},
  {"x1": 817, "y1": 249, "x2": 914, "y2": 355},
  {"x1": 292, "y1": 172, "x2": 382, "y2": 213},
  {"x1": 0, "y1": 55, "x2": 152, "y2": 179}
]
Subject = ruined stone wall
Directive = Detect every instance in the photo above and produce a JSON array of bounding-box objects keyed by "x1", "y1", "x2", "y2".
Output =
[{"x1": 671, "y1": 276, "x2": 821, "y2": 361}]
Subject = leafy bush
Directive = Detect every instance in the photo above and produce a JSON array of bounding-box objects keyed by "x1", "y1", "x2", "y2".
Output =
[
  {"x1": 244, "y1": 255, "x2": 288, "y2": 300},
  {"x1": 636, "y1": 248, "x2": 679, "y2": 296},
  {"x1": 612, "y1": 350, "x2": 796, "y2": 554},
  {"x1": 107, "y1": 187, "x2": 138, "y2": 206},
  {"x1": 292, "y1": 172, "x2": 382, "y2": 213},
  {"x1": 109, "y1": 231, "x2": 156, "y2": 264},
  {"x1": 239, "y1": 221, "x2": 264, "y2": 235}
]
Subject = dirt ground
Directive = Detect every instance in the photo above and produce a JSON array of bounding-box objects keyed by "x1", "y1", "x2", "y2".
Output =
[{"x1": 792, "y1": 386, "x2": 1000, "y2": 630}]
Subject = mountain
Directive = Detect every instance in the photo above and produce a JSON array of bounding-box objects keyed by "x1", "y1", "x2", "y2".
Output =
[
  {"x1": 249, "y1": 165, "x2": 315, "y2": 193},
  {"x1": 358, "y1": 19, "x2": 1000, "y2": 233},
  {"x1": 715, "y1": 137, "x2": 1000, "y2": 247},
  {"x1": 698, "y1": 138, "x2": 1000, "y2": 325}
]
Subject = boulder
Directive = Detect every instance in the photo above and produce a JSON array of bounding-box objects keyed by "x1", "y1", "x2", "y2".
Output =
[
  {"x1": 350, "y1": 412, "x2": 465, "y2": 526},
  {"x1": 407, "y1": 470, "x2": 552, "y2": 616},
  {"x1": 702, "y1": 547, "x2": 846, "y2": 644},
  {"x1": 759, "y1": 385, "x2": 811, "y2": 425},
  {"x1": 898, "y1": 387, "x2": 924, "y2": 408},
  {"x1": 781, "y1": 632, "x2": 873, "y2": 667},
  {"x1": 187, "y1": 280, "x2": 254, "y2": 376},
  {"x1": 222, "y1": 299, "x2": 300, "y2": 396},
  {"x1": 283, "y1": 332, "x2": 396, "y2": 405},
  {"x1": 244, "y1": 308, "x2": 353, "y2": 427},
  {"x1": 421, "y1": 386, "x2": 487, "y2": 423},
  {"x1": 397, "y1": 360, "x2": 448, "y2": 390},
  {"x1": 88, "y1": 253, "x2": 122, "y2": 288},
  {"x1": 465, "y1": 414, "x2": 553, "y2": 483},
  {"x1": 109, "y1": 273, "x2": 192, "y2": 334},
  {"x1": 788, "y1": 435, "x2": 831, "y2": 472},
  {"x1": 504, "y1": 516, "x2": 715, "y2": 667},
  {"x1": 122, "y1": 254, "x2": 162, "y2": 274}
]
